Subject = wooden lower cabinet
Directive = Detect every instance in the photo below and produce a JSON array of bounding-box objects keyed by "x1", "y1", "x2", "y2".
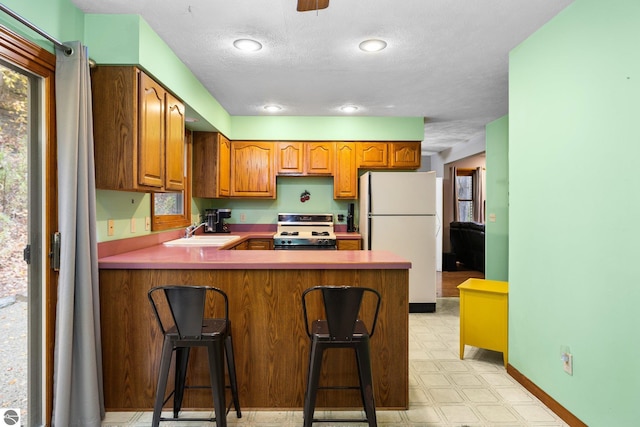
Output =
[
  {"x1": 232, "y1": 238, "x2": 273, "y2": 250},
  {"x1": 337, "y1": 239, "x2": 361, "y2": 250},
  {"x1": 99, "y1": 268, "x2": 408, "y2": 410}
]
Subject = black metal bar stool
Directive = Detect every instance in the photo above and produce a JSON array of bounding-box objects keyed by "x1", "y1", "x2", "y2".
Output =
[
  {"x1": 148, "y1": 285, "x2": 241, "y2": 427},
  {"x1": 301, "y1": 285, "x2": 381, "y2": 427}
]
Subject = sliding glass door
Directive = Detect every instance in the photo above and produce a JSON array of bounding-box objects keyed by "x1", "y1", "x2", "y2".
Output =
[{"x1": 0, "y1": 28, "x2": 57, "y2": 426}]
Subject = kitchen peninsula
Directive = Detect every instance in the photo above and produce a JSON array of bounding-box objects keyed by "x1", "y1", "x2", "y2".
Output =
[{"x1": 98, "y1": 239, "x2": 410, "y2": 411}]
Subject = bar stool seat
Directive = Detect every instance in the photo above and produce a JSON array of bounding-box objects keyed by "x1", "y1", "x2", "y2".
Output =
[
  {"x1": 301, "y1": 286, "x2": 381, "y2": 427},
  {"x1": 148, "y1": 285, "x2": 241, "y2": 427}
]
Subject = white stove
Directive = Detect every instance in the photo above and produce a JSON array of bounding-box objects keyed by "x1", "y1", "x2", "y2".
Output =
[{"x1": 273, "y1": 213, "x2": 337, "y2": 250}]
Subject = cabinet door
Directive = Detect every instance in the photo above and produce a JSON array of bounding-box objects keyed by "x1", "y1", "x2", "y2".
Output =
[
  {"x1": 358, "y1": 142, "x2": 388, "y2": 168},
  {"x1": 334, "y1": 142, "x2": 357, "y2": 199},
  {"x1": 230, "y1": 141, "x2": 275, "y2": 198},
  {"x1": 337, "y1": 239, "x2": 361, "y2": 250},
  {"x1": 248, "y1": 239, "x2": 273, "y2": 250},
  {"x1": 389, "y1": 142, "x2": 421, "y2": 169},
  {"x1": 138, "y1": 72, "x2": 165, "y2": 188},
  {"x1": 306, "y1": 142, "x2": 334, "y2": 175},
  {"x1": 91, "y1": 66, "x2": 138, "y2": 190},
  {"x1": 164, "y1": 93, "x2": 185, "y2": 191},
  {"x1": 277, "y1": 142, "x2": 304, "y2": 175},
  {"x1": 217, "y1": 134, "x2": 231, "y2": 197},
  {"x1": 193, "y1": 132, "x2": 230, "y2": 198}
]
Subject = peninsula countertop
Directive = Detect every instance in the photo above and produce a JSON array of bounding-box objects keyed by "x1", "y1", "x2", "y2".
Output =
[
  {"x1": 98, "y1": 230, "x2": 411, "y2": 410},
  {"x1": 98, "y1": 245, "x2": 411, "y2": 270},
  {"x1": 98, "y1": 231, "x2": 410, "y2": 270}
]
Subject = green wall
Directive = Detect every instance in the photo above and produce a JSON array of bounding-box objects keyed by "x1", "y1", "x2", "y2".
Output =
[
  {"x1": 0, "y1": 0, "x2": 424, "y2": 242},
  {"x1": 0, "y1": 0, "x2": 84, "y2": 52},
  {"x1": 509, "y1": 0, "x2": 640, "y2": 424},
  {"x1": 97, "y1": 177, "x2": 353, "y2": 241},
  {"x1": 485, "y1": 116, "x2": 508, "y2": 281}
]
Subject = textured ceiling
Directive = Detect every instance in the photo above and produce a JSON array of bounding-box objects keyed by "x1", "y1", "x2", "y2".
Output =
[{"x1": 71, "y1": 0, "x2": 574, "y2": 155}]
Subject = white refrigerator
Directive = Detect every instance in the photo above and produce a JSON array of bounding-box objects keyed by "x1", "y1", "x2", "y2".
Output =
[{"x1": 359, "y1": 171, "x2": 437, "y2": 312}]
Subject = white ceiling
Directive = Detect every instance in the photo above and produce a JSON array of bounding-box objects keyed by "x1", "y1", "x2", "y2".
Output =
[{"x1": 71, "y1": 0, "x2": 574, "y2": 155}]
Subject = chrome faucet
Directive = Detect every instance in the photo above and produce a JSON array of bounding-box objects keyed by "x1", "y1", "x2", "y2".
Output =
[{"x1": 184, "y1": 222, "x2": 207, "y2": 238}]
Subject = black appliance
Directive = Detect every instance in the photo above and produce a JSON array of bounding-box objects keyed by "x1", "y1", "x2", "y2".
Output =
[
  {"x1": 204, "y1": 208, "x2": 231, "y2": 233},
  {"x1": 347, "y1": 203, "x2": 356, "y2": 232}
]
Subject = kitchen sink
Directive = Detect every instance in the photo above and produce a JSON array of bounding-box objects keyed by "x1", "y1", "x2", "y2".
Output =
[{"x1": 163, "y1": 235, "x2": 241, "y2": 247}]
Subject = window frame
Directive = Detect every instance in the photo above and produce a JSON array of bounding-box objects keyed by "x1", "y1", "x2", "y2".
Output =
[{"x1": 456, "y1": 168, "x2": 475, "y2": 222}]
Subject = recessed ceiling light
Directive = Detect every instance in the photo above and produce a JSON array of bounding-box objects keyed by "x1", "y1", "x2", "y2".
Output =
[
  {"x1": 264, "y1": 104, "x2": 282, "y2": 112},
  {"x1": 359, "y1": 39, "x2": 387, "y2": 52},
  {"x1": 340, "y1": 105, "x2": 358, "y2": 113},
  {"x1": 233, "y1": 38, "x2": 263, "y2": 52}
]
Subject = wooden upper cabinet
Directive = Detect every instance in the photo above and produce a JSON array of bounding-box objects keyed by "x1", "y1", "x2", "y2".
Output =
[
  {"x1": 138, "y1": 72, "x2": 165, "y2": 188},
  {"x1": 164, "y1": 92, "x2": 185, "y2": 191},
  {"x1": 306, "y1": 142, "x2": 333, "y2": 175},
  {"x1": 357, "y1": 142, "x2": 388, "y2": 168},
  {"x1": 218, "y1": 135, "x2": 231, "y2": 197},
  {"x1": 334, "y1": 142, "x2": 358, "y2": 199},
  {"x1": 389, "y1": 141, "x2": 421, "y2": 169},
  {"x1": 193, "y1": 132, "x2": 231, "y2": 198},
  {"x1": 276, "y1": 141, "x2": 334, "y2": 175},
  {"x1": 91, "y1": 66, "x2": 185, "y2": 192},
  {"x1": 230, "y1": 141, "x2": 275, "y2": 198},
  {"x1": 277, "y1": 142, "x2": 304, "y2": 175}
]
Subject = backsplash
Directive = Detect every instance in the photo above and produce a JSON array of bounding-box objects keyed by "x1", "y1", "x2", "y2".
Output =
[{"x1": 96, "y1": 177, "x2": 355, "y2": 242}]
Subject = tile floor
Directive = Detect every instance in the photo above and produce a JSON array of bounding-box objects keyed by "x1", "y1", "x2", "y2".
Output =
[{"x1": 102, "y1": 297, "x2": 569, "y2": 426}]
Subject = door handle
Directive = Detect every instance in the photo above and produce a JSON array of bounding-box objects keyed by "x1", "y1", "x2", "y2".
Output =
[{"x1": 50, "y1": 232, "x2": 60, "y2": 271}]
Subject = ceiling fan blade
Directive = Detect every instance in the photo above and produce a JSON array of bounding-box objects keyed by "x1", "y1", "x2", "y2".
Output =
[{"x1": 297, "y1": 0, "x2": 329, "y2": 12}]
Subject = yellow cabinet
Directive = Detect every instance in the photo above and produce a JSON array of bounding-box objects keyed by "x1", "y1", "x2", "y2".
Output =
[
  {"x1": 230, "y1": 141, "x2": 276, "y2": 198},
  {"x1": 192, "y1": 132, "x2": 231, "y2": 198},
  {"x1": 389, "y1": 142, "x2": 421, "y2": 169},
  {"x1": 91, "y1": 66, "x2": 185, "y2": 192},
  {"x1": 334, "y1": 142, "x2": 358, "y2": 199},
  {"x1": 458, "y1": 278, "x2": 509, "y2": 367}
]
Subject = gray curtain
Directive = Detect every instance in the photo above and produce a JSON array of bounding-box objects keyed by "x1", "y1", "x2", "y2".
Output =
[
  {"x1": 473, "y1": 167, "x2": 485, "y2": 223},
  {"x1": 52, "y1": 41, "x2": 104, "y2": 427}
]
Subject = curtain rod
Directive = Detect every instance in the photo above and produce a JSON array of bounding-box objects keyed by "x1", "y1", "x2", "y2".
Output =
[{"x1": 0, "y1": 4, "x2": 73, "y2": 55}]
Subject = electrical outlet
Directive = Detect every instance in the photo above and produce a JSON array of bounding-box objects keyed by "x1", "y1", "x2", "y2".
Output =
[
  {"x1": 145, "y1": 216, "x2": 151, "y2": 231},
  {"x1": 130, "y1": 218, "x2": 136, "y2": 233},
  {"x1": 107, "y1": 219, "x2": 114, "y2": 236},
  {"x1": 561, "y1": 352, "x2": 573, "y2": 375},
  {"x1": 240, "y1": 213, "x2": 246, "y2": 223}
]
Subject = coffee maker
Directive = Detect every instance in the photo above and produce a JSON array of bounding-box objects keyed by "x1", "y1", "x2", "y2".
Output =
[{"x1": 204, "y1": 208, "x2": 232, "y2": 233}]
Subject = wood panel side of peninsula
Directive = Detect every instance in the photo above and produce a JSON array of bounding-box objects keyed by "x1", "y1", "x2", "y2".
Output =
[{"x1": 99, "y1": 268, "x2": 409, "y2": 411}]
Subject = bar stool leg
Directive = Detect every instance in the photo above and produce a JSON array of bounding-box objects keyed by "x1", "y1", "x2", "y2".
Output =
[
  {"x1": 173, "y1": 347, "x2": 190, "y2": 418},
  {"x1": 355, "y1": 340, "x2": 377, "y2": 427},
  {"x1": 152, "y1": 338, "x2": 174, "y2": 427},
  {"x1": 303, "y1": 340, "x2": 324, "y2": 427},
  {"x1": 225, "y1": 333, "x2": 242, "y2": 417},
  {"x1": 207, "y1": 341, "x2": 227, "y2": 427}
]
